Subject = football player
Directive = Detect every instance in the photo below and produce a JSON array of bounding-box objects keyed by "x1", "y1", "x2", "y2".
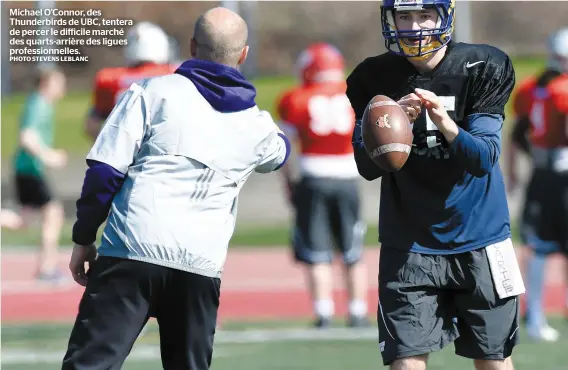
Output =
[
  {"x1": 85, "y1": 22, "x2": 179, "y2": 141},
  {"x1": 347, "y1": 1, "x2": 521, "y2": 369},
  {"x1": 276, "y1": 43, "x2": 369, "y2": 328},
  {"x1": 508, "y1": 27, "x2": 568, "y2": 342}
]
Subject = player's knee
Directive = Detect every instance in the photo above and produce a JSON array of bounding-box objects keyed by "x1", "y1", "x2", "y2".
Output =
[
  {"x1": 342, "y1": 248, "x2": 363, "y2": 266},
  {"x1": 473, "y1": 358, "x2": 512, "y2": 370},
  {"x1": 341, "y1": 222, "x2": 366, "y2": 265},
  {"x1": 293, "y1": 247, "x2": 332, "y2": 265},
  {"x1": 390, "y1": 354, "x2": 428, "y2": 370},
  {"x1": 292, "y1": 231, "x2": 333, "y2": 264}
]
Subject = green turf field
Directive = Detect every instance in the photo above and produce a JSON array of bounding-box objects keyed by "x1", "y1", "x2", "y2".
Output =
[
  {"x1": 0, "y1": 219, "x2": 380, "y2": 247},
  {"x1": 0, "y1": 219, "x2": 521, "y2": 247},
  {"x1": 1, "y1": 318, "x2": 567, "y2": 370},
  {"x1": 1, "y1": 57, "x2": 546, "y2": 158}
]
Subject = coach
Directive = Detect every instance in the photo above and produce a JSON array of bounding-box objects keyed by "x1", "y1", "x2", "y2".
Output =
[{"x1": 62, "y1": 7, "x2": 290, "y2": 370}]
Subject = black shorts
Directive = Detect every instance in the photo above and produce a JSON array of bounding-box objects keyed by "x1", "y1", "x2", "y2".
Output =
[
  {"x1": 521, "y1": 169, "x2": 568, "y2": 255},
  {"x1": 291, "y1": 176, "x2": 366, "y2": 265},
  {"x1": 15, "y1": 174, "x2": 52, "y2": 208},
  {"x1": 377, "y1": 246, "x2": 520, "y2": 366},
  {"x1": 62, "y1": 257, "x2": 221, "y2": 370}
]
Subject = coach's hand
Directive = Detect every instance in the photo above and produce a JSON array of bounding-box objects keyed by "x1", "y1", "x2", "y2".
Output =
[
  {"x1": 414, "y1": 88, "x2": 459, "y2": 143},
  {"x1": 397, "y1": 93, "x2": 422, "y2": 123},
  {"x1": 69, "y1": 243, "x2": 97, "y2": 286}
]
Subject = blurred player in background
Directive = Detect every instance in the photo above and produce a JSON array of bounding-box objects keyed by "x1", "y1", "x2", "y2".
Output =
[
  {"x1": 12, "y1": 68, "x2": 68, "y2": 281},
  {"x1": 277, "y1": 43, "x2": 369, "y2": 328},
  {"x1": 85, "y1": 21, "x2": 179, "y2": 141},
  {"x1": 508, "y1": 27, "x2": 568, "y2": 342}
]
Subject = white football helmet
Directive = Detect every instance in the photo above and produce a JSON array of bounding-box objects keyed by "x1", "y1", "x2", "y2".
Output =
[
  {"x1": 547, "y1": 28, "x2": 568, "y2": 73},
  {"x1": 125, "y1": 22, "x2": 171, "y2": 65}
]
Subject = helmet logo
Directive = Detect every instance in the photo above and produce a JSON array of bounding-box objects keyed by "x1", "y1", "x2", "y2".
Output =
[
  {"x1": 376, "y1": 114, "x2": 391, "y2": 129},
  {"x1": 394, "y1": 0, "x2": 423, "y2": 8}
]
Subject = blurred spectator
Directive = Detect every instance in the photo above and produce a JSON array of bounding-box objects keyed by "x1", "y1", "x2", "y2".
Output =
[{"x1": 12, "y1": 67, "x2": 68, "y2": 282}]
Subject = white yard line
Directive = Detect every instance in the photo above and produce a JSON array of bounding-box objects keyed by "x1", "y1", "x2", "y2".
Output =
[
  {"x1": 1, "y1": 345, "x2": 233, "y2": 365},
  {"x1": 1, "y1": 328, "x2": 377, "y2": 365}
]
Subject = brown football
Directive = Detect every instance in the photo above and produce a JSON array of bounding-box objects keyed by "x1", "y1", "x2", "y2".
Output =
[{"x1": 361, "y1": 95, "x2": 413, "y2": 172}]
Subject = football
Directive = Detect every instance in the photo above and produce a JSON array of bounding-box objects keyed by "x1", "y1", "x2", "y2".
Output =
[{"x1": 361, "y1": 95, "x2": 413, "y2": 172}]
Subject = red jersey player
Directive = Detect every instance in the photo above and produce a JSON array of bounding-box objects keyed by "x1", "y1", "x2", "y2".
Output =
[
  {"x1": 85, "y1": 22, "x2": 179, "y2": 140},
  {"x1": 276, "y1": 43, "x2": 369, "y2": 328},
  {"x1": 508, "y1": 28, "x2": 568, "y2": 342}
]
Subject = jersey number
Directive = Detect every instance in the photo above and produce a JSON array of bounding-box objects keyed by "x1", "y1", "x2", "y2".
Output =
[{"x1": 307, "y1": 95, "x2": 353, "y2": 135}]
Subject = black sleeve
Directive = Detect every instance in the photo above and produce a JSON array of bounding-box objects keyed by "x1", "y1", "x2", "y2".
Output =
[
  {"x1": 511, "y1": 116, "x2": 531, "y2": 154},
  {"x1": 346, "y1": 64, "x2": 389, "y2": 181},
  {"x1": 466, "y1": 49, "x2": 516, "y2": 119}
]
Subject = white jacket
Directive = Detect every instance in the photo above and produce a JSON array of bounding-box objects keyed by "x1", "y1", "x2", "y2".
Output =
[{"x1": 88, "y1": 73, "x2": 289, "y2": 278}]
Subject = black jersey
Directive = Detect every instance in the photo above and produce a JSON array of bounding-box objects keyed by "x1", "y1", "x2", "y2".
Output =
[{"x1": 347, "y1": 41, "x2": 516, "y2": 253}]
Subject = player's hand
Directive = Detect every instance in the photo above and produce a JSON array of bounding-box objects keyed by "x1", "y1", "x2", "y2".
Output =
[
  {"x1": 397, "y1": 93, "x2": 422, "y2": 123},
  {"x1": 414, "y1": 88, "x2": 459, "y2": 142},
  {"x1": 69, "y1": 243, "x2": 97, "y2": 287},
  {"x1": 413, "y1": 89, "x2": 451, "y2": 125},
  {"x1": 45, "y1": 149, "x2": 68, "y2": 168}
]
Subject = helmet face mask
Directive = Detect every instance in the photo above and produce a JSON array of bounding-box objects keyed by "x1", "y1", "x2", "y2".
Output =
[{"x1": 381, "y1": 0, "x2": 456, "y2": 60}]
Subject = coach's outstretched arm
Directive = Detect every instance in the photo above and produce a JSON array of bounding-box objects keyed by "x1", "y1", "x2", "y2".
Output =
[
  {"x1": 254, "y1": 116, "x2": 292, "y2": 173},
  {"x1": 72, "y1": 83, "x2": 148, "y2": 246}
]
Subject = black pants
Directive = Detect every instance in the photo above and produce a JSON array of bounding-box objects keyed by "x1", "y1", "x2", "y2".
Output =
[
  {"x1": 62, "y1": 257, "x2": 221, "y2": 370},
  {"x1": 15, "y1": 174, "x2": 52, "y2": 208},
  {"x1": 521, "y1": 169, "x2": 568, "y2": 254}
]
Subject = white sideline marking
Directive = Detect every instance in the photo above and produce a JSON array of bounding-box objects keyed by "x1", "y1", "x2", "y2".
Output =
[
  {"x1": 215, "y1": 327, "x2": 378, "y2": 343},
  {"x1": 1, "y1": 328, "x2": 377, "y2": 365},
  {"x1": 1, "y1": 345, "x2": 232, "y2": 365}
]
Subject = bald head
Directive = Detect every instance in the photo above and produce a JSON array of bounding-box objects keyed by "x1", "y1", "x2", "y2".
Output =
[{"x1": 192, "y1": 7, "x2": 249, "y2": 67}]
